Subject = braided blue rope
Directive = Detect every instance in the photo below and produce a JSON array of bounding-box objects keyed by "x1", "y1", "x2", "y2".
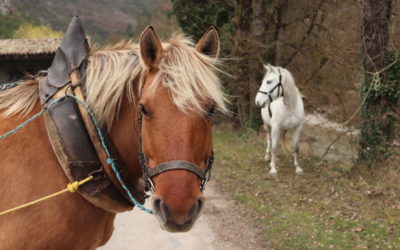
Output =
[
  {"x1": 0, "y1": 94, "x2": 153, "y2": 214},
  {"x1": 0, "y1": 81, "x2": 23, "y2": 91},
  {"x1": 0, "y1": 97, "x2": 66, "y2": 140},
  {"x1": 66, "y1": 94, "x2": 153, "y2": 214}
]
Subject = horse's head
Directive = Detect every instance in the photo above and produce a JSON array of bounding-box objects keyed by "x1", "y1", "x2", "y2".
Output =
[
  {"x1": 138, "y1": 27, "x2": 226, "y2": 232},
  {"x1": 255, "y1": 64, "x2": 284, "y2": 108}
]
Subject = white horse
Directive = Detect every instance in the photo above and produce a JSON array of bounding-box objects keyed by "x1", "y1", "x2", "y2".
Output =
[{"x1": 255, "y1": 64, "x2": 305, "y2": 175}]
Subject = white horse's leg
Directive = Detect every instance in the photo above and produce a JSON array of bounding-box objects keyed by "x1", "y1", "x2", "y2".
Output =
[
  {"x1": 292, "y1": 124, "x2": 303, "y2": 174},
  {"x1": 264, "y1": 124, "x2": 272, "y2": 162},
  {"x1": 269, "y1": 126, "x2": 280, "y2": 175}
]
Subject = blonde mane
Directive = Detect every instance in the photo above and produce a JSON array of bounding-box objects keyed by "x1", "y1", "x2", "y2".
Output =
[
  {"x1": 85, "y1": 41, "x2": 141, "y2": 128},
  {"x1": 0, "y1": 80, "x2": 39, "y2": 117},
  {"x1": 143, "y1": 34, "x2": 228, "y2": 115},
  {"x1": 0, "y1": 34, "x2": 227, "y2": 128}
]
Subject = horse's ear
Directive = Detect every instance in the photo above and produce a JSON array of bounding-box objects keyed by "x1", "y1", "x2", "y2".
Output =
[
  {"x1": 140, "y1": 26, "x2": 162, "y2": 69},
  {"x1": 195, "y1": 26, "x2": 220, "y2": 58},
  {"x1": 264, "y1": 64, "x2": 272, "y2": 73}
]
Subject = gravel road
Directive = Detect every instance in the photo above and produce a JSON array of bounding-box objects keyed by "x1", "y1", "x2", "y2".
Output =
[{"x1": 99, "y1": 181, "x2": 262, "y2": 250}]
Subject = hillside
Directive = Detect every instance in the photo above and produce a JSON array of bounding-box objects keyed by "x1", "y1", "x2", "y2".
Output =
[{"x1": 0, "y1": 0, "x2": 169, "y2": 42}]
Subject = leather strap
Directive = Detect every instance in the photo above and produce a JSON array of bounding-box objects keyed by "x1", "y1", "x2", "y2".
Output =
[
  {"x1": 147, "y1": 161, "x2": 206, "y2": 179},
  {"x1": 70, "y1": 71, "x2": 136, "y2": 200}
]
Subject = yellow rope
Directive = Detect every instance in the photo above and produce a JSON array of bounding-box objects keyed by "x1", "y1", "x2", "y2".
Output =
[{"x1": 0, "y1": 176, "x2": 93, "y2": 216}]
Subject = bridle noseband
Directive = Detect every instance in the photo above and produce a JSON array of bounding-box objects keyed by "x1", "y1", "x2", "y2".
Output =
[
  {"x1": 258, "y1": 68, "x2": 284, "y2": 117},
  {"x1": 137, "y1": 105, "x2": 214, "y2": 193}
]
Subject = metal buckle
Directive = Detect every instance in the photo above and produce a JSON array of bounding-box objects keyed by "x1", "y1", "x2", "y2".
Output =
[
  {"x1": 88, "y1": 166, "x2": 105, "y2": 181},
  {"x1": 146, "y1": 178, "x2": 155, "y2": 193},
  {"x1": 200, "y1": 168, "x2": 211, "y2": 191}
]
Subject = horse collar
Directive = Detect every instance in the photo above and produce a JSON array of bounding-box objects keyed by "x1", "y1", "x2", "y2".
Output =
[{"x1": 137, "y1": 105, "x2": 213, "y2": 192}]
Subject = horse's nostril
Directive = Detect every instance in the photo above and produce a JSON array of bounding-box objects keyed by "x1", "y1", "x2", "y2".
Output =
[
  {"x1": 153, "y1": 198, "x2": 162, "y2": 210},
  {"x1": 197, "y1": 198, "x2": 204, "y2": 213},
  {"x1": 188, "y1": 198, "x2": 204, "y2": 218},
  {"x1": 153, "y1": 198, "x2": 168, "y2": 224}
]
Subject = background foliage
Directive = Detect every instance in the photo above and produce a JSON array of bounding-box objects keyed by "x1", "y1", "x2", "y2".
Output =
[{"x1": 12, "y1": 23, "x2": 62, "y2": 38}]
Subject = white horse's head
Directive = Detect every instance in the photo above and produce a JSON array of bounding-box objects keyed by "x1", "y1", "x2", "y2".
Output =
[{"x1": 255, "y1": 64, "x2": 284, "y2": 108}]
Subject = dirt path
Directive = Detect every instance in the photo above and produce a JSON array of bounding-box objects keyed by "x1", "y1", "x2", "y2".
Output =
[{"x1": 99, "y1": 181, "x2": 263, "y2": 250}]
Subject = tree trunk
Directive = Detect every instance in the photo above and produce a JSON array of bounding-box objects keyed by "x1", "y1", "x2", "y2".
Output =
[
  {"x1": 272, "y1": 0, "x2": 288, "y2": 65},
  {"x1": 248, "y1": 0, "x2": 267, "y2": 130},
  {"x1": 232, "y1": 0, "x2": 252, "y2": 128},
  {"x1": 359, "y1": 0, "x2": 394, "y2": 165},
  {"x1": 282, "y1": 0, "x2": 326, "y2": 67}
]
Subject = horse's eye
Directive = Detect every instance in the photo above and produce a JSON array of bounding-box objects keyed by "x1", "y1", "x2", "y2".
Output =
[
  {"x1": 207, "y1": 105, "x2": 215, "y2": 117},
  {"x1": 267, "y1": 80, "x2": 272, "y2": 84},
  {"x1": 140, "y1": 104, "x2": 150, "y2": 117}
]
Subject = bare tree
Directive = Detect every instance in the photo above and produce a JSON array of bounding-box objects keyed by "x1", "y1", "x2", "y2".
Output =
[
  {"x1": 282, "y1": 0, "x2": 327, "y2": 67},
  {"x1": 248, "y1": 0, "x2": 267, "y2": 128},
  {"x1": 359, "y1": 0, "x2": 395, "y2": 164},
  {"x1": 231, "y1": 0, "x2": 252, "y2": 128},
  {"x1": 271, "y1": 0, "x2": 288, "y2": 65},
  {"x1": 230, "y1": 0, "x2": 268, "y2": 129}
]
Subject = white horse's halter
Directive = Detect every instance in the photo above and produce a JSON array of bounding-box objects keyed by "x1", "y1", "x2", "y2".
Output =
[{"x1": 258, "y1": 68, "x2": 284, "y2": 117}]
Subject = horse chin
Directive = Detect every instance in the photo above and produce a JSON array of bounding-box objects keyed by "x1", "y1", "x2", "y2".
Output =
[
  {"x1": 158, "y1": 220, "x2": 196, "y2": 233},
  {"x1": 154, "y1": 207, "x2": 201, "y2": 233}
]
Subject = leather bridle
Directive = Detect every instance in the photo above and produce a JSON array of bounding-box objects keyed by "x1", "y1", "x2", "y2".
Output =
[
  {"x1": 258, "y1": 68, "x2": 284, "y2": 117},
  {"x1": 137, "y1": 105, "x2": 214, "y2": 193}
]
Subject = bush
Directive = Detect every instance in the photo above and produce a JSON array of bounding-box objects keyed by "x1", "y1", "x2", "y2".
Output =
[
  {"x1": 0, "y1": 15, "x2": 22, "y2": 38},
  {"x1": 13, "y1": 23, "x2": 62, "y2": 39}
]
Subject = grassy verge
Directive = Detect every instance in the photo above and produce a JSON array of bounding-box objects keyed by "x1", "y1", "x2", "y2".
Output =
[{"x1": 213, "y1": 127, "x2": 400, "y2": 249}]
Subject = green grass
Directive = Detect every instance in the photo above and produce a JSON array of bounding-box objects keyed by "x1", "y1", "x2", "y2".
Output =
[
  {"x1": 213, "y1": 127, "x2": 400, "y2": 249},
  {"x1": 0, "y1": 15, "x2": 22, "y2": 38}
]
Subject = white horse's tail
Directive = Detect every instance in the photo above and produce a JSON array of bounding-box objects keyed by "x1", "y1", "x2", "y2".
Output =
[{"x1": 280, "y1": 130, "x2": 291, "y2": 152}]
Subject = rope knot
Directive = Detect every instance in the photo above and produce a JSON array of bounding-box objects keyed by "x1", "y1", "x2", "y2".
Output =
[{"x1": 67, "y1": 181, "x2": 80, "y2": 193}]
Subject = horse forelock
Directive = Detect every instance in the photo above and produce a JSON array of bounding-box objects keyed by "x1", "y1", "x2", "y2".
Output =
[{"x1": 142, "y1": 34, "x2": 228, "y2": 116}]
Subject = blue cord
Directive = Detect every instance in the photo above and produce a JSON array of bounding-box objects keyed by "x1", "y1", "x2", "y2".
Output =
[{"x1": 0, "y1": 97, "x2": 65, "y2": 140}]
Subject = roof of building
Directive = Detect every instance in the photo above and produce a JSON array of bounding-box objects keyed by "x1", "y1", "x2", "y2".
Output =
[{"x1": 0, "y1": 38, "x2": 60, "y2": 59}]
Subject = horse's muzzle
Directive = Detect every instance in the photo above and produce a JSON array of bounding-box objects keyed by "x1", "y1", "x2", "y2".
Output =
[
  {"x1": 256, "y1": 100, "x2": 266, "y2": 108},
  {"x1": 152, "y1": 196, "x2": 204, "y2": 232}
]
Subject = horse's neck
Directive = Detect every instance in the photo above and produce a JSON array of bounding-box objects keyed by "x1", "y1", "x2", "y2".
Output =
[
  {"x1": 281, "y1": 73, "x2": 300, "y2": 112},
  {"x1": 283, "y1": 91, "x2": 300, "y2": 109},
  {"x1": 108, "y1": 95, "x2": 141, "y2": 179}
]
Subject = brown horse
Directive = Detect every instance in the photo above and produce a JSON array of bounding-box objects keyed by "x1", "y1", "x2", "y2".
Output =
[{"x1": 0, "y1": 27, "x2": 227, "y2": 249}]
